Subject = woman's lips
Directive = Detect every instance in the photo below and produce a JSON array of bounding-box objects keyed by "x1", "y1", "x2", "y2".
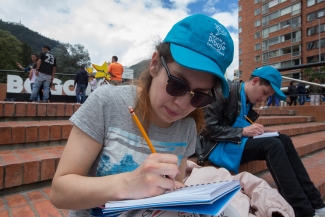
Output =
[{"x1": 165, "y1": 107, "x2": 179, "y2": 117}]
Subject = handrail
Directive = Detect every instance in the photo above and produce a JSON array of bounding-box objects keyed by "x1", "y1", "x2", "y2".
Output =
[
  {"x1": 282, "y1": 76, "x2": 325, "y2": 88},
  {"x1": 0, "y1": 69, "x2": 75, "y2": 76}
]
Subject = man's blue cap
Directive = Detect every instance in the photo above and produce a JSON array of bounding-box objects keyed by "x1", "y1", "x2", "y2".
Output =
[
  {"x1": 252, "y1": 66, "x2": 287, "y2": 101},
  {"x1": 163, "y1": 14, "x2": 234, "y2": 98}
]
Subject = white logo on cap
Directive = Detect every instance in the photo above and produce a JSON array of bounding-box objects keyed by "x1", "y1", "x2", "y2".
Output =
[{"x1": 207, "y1": 23, "x2": 227, "y2": 56}]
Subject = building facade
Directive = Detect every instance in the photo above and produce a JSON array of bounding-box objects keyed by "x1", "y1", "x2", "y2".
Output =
[{"x1": 238, "y1": 0, "x2": 325, "y2": 82}]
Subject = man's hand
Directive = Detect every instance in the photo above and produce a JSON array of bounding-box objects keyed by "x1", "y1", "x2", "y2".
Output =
[{"x1": 242, "y1": 123, "x2": 265, "y2": 137}]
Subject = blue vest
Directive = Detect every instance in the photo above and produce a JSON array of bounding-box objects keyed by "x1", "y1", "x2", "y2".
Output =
[{"x1": 208, "y1": 82, "x2": 250, "y2": 173}]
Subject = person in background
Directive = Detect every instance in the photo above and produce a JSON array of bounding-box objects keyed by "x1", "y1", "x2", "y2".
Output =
[
  {"x1": 266, "y1": 95, "x2": 279, "y2": 106},
  {"x1": 30, "y1": 45, "x2": 56, "y2": 103},
  {"x1": 29, "y1": 63, "x2": 40, "y2": 102},
  {"x1": 297, "y1": 77, "x2": 307, "y2": 106},
  {"x1": 50, "y1": 14, "x2": 235, "y2": 217},
  {"x1": 74, "y1": 66, "x2": 89, "y2": 104},
  {"x1": 108, "y1": 56, "x2": 124, "y2": 85},
  {"x1": 197, "y1": 66, "x2": 325, "y2": 217},
  {"x1": 16, "y1": 53, "x2": 38, "y2": 73},
  {"x1": 288, "y1": 81, "x2": 297, "y2": 106},
  {"x1": 89, "y1": 74, "x2": 97, "y2": 92},
  {"x1": 310, "y1": 77, "x2": 321, "y2": 106}
]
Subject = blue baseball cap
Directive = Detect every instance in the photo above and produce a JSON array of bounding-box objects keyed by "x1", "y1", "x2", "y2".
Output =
[
  {"x1": 163, "y1": 14, "x2": 234, "y2": 98},
  {"x1": 251, "y1": 66, "x2": 286, "y2": 101}
]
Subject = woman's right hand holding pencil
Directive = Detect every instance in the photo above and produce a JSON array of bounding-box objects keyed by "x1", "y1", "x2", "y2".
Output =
[{"x1": 120, "y1": 153, "x2": 181, "y2": 200}]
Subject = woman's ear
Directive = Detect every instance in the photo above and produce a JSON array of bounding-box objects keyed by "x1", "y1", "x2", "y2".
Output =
[
  {"x1": 251, "y1": 77, "x2": 260, "y2": 86},
  {"x1": 149, "y1": 51, "x2": 160, "y2": 77}
]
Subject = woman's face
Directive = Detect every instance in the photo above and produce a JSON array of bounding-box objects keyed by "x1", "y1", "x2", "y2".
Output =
[
  {"x1": 31, "y1": 55, "x2": 37, "y2": 62},
  {"x1": 149, "y1": 53, "x2": 214, "y2": 128}
]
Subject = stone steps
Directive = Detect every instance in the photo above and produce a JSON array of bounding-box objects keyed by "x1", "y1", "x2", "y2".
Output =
[{"x1": 1, "y1": 101, "x2": 325, "y2": 216}]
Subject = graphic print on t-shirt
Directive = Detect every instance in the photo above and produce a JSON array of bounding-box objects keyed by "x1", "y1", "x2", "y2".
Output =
[{"x1": 96, "y1": 127, "x2": 187, "y2": 177}]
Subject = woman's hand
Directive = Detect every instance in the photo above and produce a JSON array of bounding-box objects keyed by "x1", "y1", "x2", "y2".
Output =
[
  {"x1": 121, "y1": 153, "x2": 180, "y2": 200},
  {"x1": 242, "y1": 123, "x2": 264, "y2": 137}
]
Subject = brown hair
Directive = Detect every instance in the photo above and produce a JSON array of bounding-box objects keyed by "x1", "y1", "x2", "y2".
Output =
[
  {"x1": 134, "y1": 42, "x2": 210, "y2": 134},
  {"x1": 249, "y1": 76, "x2": 271, "y2": 86}
]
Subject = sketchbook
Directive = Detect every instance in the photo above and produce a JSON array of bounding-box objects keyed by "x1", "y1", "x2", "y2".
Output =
[
  {"x1": 103, "y1": 180, "x2": 241, "y2": 216},
  {"x1": 253, "y1": 131, "x2": 279, "y2": 139}
]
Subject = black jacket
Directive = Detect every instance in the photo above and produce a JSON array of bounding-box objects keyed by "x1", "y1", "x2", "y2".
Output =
[
  {"x1": 196, "y1": 81, "x2": 243, "y2": 165},
  {"x1": 74, "y1": 69, "x2": 89, "y2": 87}
]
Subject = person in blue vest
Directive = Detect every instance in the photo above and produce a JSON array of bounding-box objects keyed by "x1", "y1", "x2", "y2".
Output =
[{"x1": 196, "y1": 66, "x2": 325, "y2": 217}]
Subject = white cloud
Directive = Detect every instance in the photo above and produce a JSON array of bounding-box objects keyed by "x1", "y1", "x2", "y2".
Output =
[{"x1": 0, "y1": 0, "x2": 238, "y2": 79}]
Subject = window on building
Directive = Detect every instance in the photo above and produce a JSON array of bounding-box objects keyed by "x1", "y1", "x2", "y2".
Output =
[
  {"x1": 262, "y1": 28, "x2": 269, "y2": 38},
  {"x1": 254, "y1": 8, "x2": 261, "y2": 15},
  {"x1": 255, "y1": 55, "x2": 261, "y2": 62},
  {"x1": 318, "y1": 9, "x2": 325, "y2": 18},
  {"x1": 239, "y1": 60, "x2": 242, "y2": 65},
  {"x1": 280, "y1": 6, "x2": 291, "y2": 16},
  {"x1": 269, "y1": 24, "x2": 278, "y2": 33},
  {"x1": 239, "y1": 16, "x2": 242, "y2": 22},
  {"x1": 307, "y1": 41, "x2": 316, "y2": 50},
  {"x1": 269, "y1": 36, "x2": 279, "y2": 46},
  {"x1": 270, "y1": 62, "x2": 280, "y2": 68},
  {"x1": 292, "y1": 44, "x2": 301, "y2": 56},
  {"x1": 262, "y1": 40, "x2": 269, "y2": 50},
  {"x1": 262, "y1": 3, "x2": 269, "y2": 14},
  {"x1": 239, "y1": 5, "x2": 242, "y2": 11},
  {"x1": 255, "y1": 32, "x2": 261, "y2": 39},
  {"x1": 281, "y1": 60, "x2": 291, "y2": 68},
  {"x1": 262, "y1": 16, "x2": 269, "y2": 26},
  {"x1": 281, "y1": 20, "x2": 291, "y2": 29},
  {"x1": 239, "y1": 27, "x2": 242, "y2": 33},
  {"x1": 292, "y1": 58, "x2": 301, "y2": 65},
  {"x1": 269, "y1": 50, "x2": 279, "y2": 58},
  {"x1": 269, "y1": 11, "x2": 280, "y2": 20},
  {"x1": 239, "y1": 48, "x2": 242, "y2": 55},
  {"x1": 291, "y1": 16, "x2": 301, "y2": 29},
  {"x1": 281, "y1": 33, "x2": 291, "y2": 42},
  {"x1": 307, "y1": 26, "x2": 316, "y2": 36},
  {"x1": 262, "y1": 52, "x2": 269, "y2": 62},
  {"x1": 281, "y1": 46, "x2": 292, "y2": 55},
  {"x1": 255, "y1": 20, "x2": 261, "y2": 27},
  {"x1": 317, "y1": 0, "x2": 325, "y2": 2},
  {"x1": 269, "y1": 0, "x2": 279, "y2": 8},
  {"x1": 292, "y1": 30, "x2": 301, "y2": 42},
  {"x1": 307, "y1": 0, "x2": 315, "y2": 7},
  {"x1": 307, "y1": 55, "x2": 318, "y2": 63},
  {"x1": 307, "y1": 12, "x2": 316, "y2": 21},
  {"x1": 255, "y1": 43, "x2": 261, "y2": 50},
  {"x1": 239, "y1": 38, "x2": 242, "y2": 44},
  {"x1": 255, "y1": 0, "x2": 261, "y2": 3},
  {"x1": 292, "y1": 2, "x2": 301, "y2": 15}
]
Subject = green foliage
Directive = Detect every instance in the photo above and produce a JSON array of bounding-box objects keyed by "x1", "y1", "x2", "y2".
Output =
[
  {"x1": 0, "y1": 20, "x2": 59, "y2": 52},
  {"x1": 20, "y1": 42, "x2": 33, "y2": 67},
  {"x1": 52, "y1": 43, "x2": 91, "y2": 82},
  {"x1": 0, "y1": 29, "x2": 22, "y2": 70}
]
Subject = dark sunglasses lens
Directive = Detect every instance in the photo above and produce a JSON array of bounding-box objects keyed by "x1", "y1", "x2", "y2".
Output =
[
  {"x1": 190, "y1": 93, "x2": 214, "y2": 108},
  {"x1": 166, "y1": 77, "x2": 189, "y2": 97}
]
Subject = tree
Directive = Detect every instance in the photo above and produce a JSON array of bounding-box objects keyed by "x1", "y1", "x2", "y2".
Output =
[
  {"x1": 52, "y1": 43, "x2": 91, "y2": 81},
  {"x1": 20, "y1": 42, "x2": 33, "y2": 67},
  {"x1": 0, "y1": 29, "x2": 22, "y2": 70}
]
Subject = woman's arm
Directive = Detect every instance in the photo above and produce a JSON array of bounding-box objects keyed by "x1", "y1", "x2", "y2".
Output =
[
  {"x1": 29, "y1": 69, "x2": 33, "y2": 81},
  {"x1": 50, "y1": 125, "x2": 180, "y2": 210}
]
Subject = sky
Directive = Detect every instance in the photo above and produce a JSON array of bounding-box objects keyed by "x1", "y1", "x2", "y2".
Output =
[{"x1": 0, "y1": 0, "x2": 238, "y2": 79}]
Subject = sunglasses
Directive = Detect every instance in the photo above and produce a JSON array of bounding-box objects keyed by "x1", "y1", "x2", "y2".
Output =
[{"x1": 161, "y1": 56, "x2": 216, "y2": 108}]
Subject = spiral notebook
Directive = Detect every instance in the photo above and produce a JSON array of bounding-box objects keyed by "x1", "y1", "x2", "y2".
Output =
[{"x1": 103, "y1": 180, "x2": 241, "y2": 216}]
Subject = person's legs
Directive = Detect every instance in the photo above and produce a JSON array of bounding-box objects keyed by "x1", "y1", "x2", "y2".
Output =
[
  {"x1": 80, "y1": 84, "x2": 86, "y2": 104},
  {"x1": 41, "y1": 74, "x2": 52, "y2": 102},
  {"x1": 310, "y1": 95, "x2": 315, "y2": 105},
  {"x1": 302, "y1": 95, "x2": 306, "y2": 105},
  {"x1": 241, "y1": 136, "x2": 322, "y2": 217},
  {"x1": 293, "y1": 96, "x2": 297, "y2": 106},
  {"x1": 315, "y1": 95, "x2": 320, "y2": 106},
  {"x1": 76, "y1": 84, "x2": 81, "y2": 103},
  {"x1": 30, "y1": 77, "x2": 42, "y2": 101},
  {"x1": 289, "y1": 97, "x2": 294, "y2": 106}
]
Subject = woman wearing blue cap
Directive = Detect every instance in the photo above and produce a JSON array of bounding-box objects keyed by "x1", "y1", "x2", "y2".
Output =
[{"x1": 50, "y1": 14, "x2": 234, "y2": 216}]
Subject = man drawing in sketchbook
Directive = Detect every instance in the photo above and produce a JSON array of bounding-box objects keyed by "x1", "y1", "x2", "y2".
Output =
[{"x1": 196, "y1": 66, "x2": 325, "y2": 217}]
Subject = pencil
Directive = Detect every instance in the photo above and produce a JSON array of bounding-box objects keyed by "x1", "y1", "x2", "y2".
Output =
[
  {"x1": 244, "y1": 115, "x2": 254, "y2": 124},
  {"x1": 128, "y1": 106, "x2": 156, "y2": 153}
]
